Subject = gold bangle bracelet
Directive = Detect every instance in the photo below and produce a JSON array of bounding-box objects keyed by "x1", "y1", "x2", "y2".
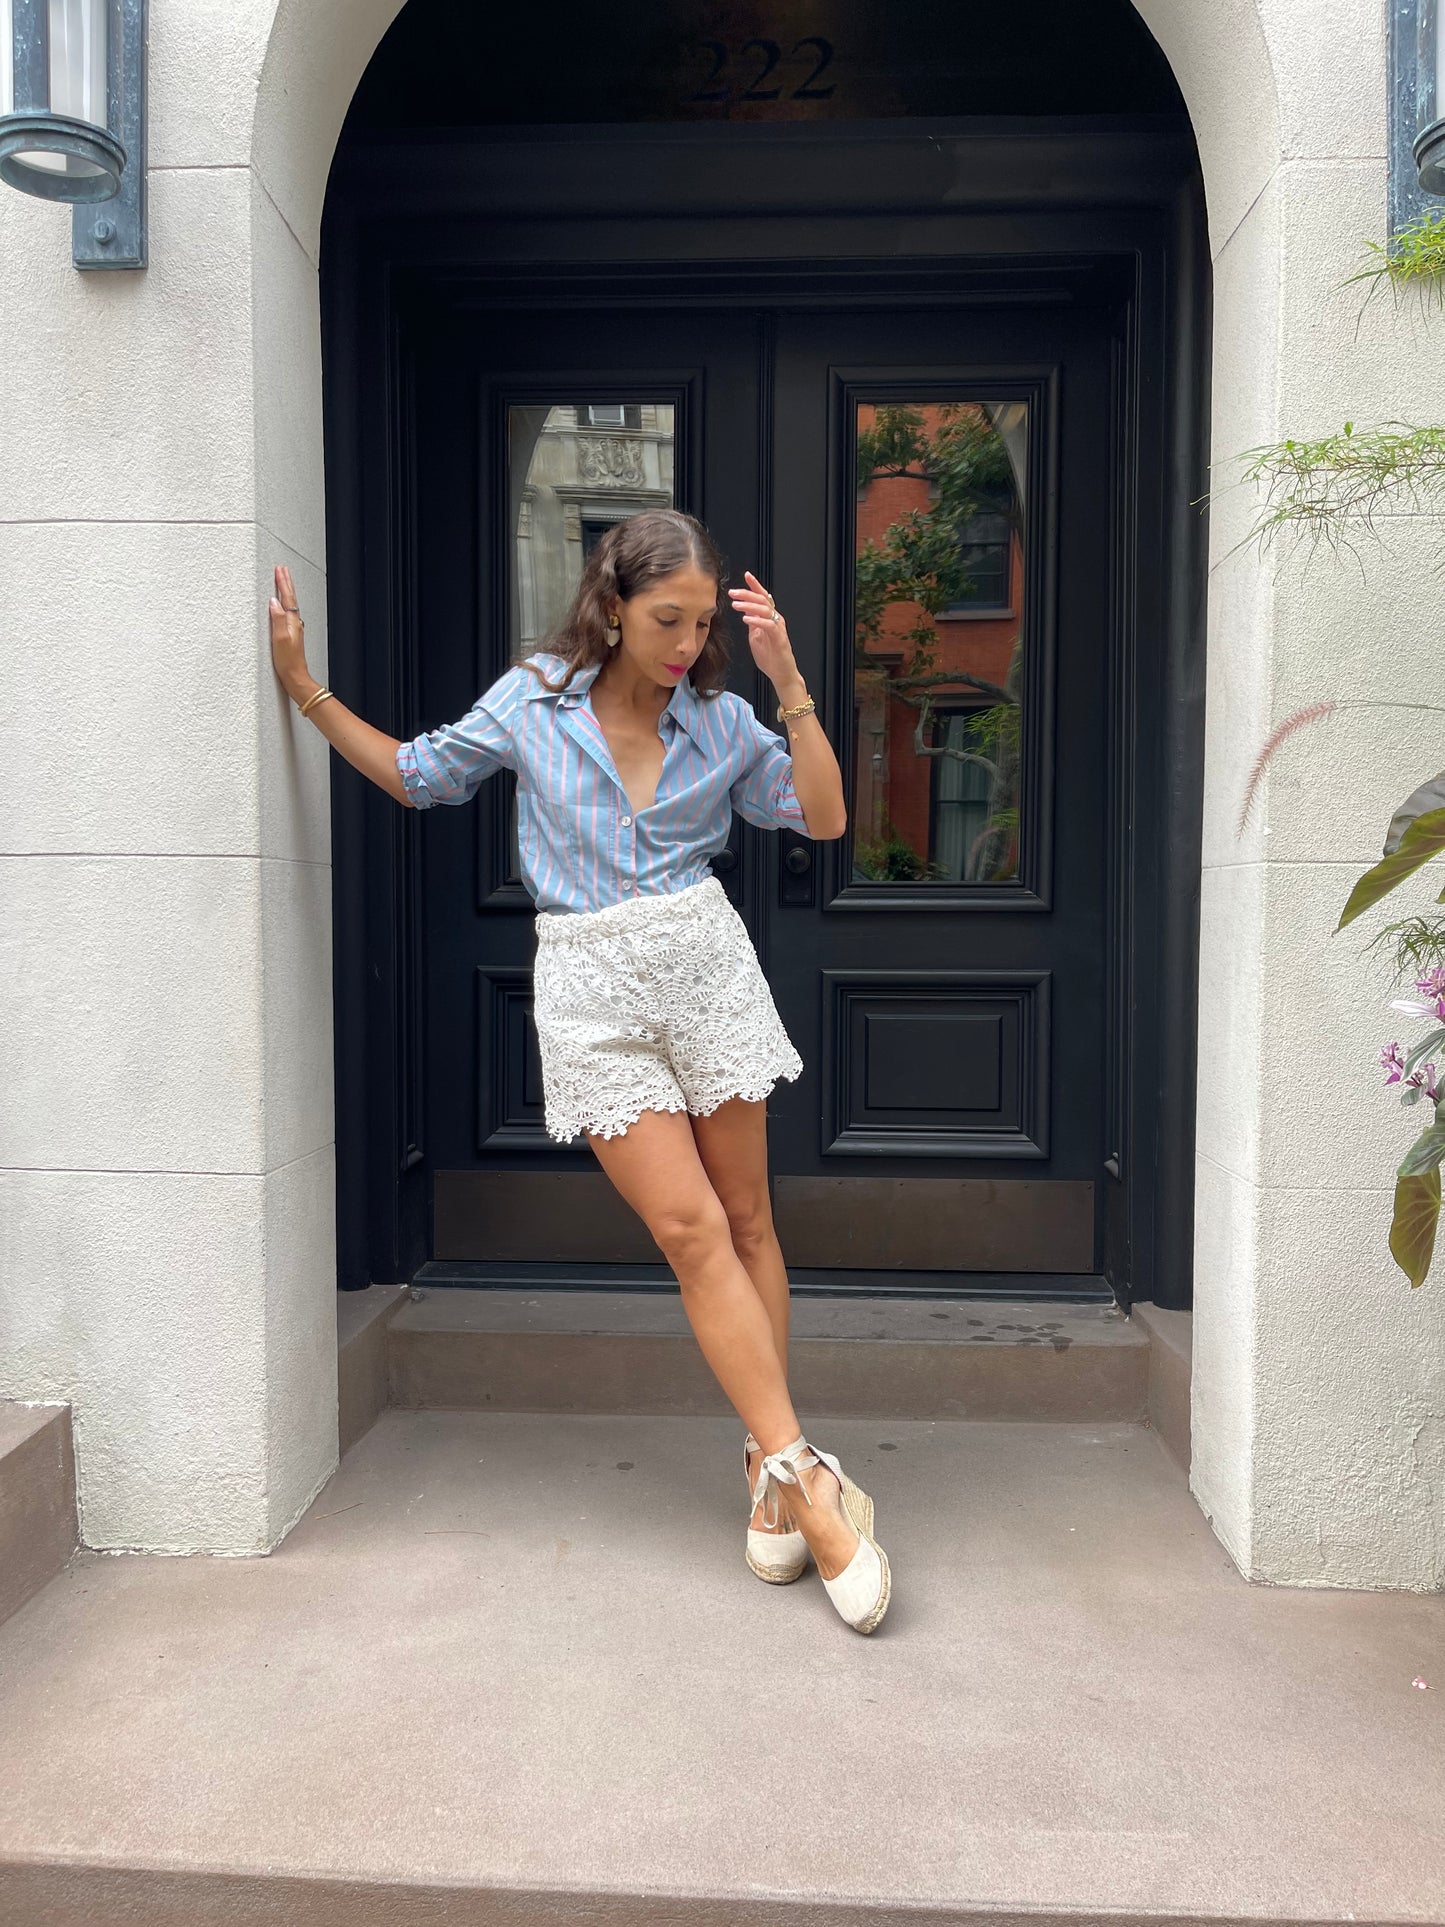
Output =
[
  {"x1": 776, "y1": 694, "x2": 816, "y2": 723},
  {"x1": 299, "y1": 686, "x2": 334, "y2": 718}
]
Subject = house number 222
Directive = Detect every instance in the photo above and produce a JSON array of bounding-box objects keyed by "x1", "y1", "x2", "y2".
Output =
[{"x1": 688, "y1": 37, "x2": 838, "y2": 103}]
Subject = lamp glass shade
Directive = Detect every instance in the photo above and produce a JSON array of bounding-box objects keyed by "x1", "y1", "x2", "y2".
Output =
[
  {"x1": 50, "y1": 0, "x2": 106, "y2": 119},
  {"x1": 38, "y1": 0, "x2": 107, "y2": 180},
  {"x1": 1, "y1": 0, "x2": 109, "y2": 185}
]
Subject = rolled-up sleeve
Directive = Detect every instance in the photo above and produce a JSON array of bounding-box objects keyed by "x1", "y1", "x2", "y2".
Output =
[
  {"x1": 396, "y1": 666, "x2": 522, "y2": 809},
  {"x1": 728, "y1": 699, "x2": 810, "y2": 832}
]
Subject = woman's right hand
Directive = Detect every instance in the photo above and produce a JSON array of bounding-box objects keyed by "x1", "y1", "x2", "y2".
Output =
[
  {"x1": 266, "y1": 560, "x2": 413, "y2": 806},
  {"x1": 268, "y1": 563, "x2": 315, "y2": 700}
]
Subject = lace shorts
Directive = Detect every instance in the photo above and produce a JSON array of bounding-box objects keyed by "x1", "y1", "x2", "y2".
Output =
[{"x1": 531, "y1": 876, "x2": 804, "y2": 1143}]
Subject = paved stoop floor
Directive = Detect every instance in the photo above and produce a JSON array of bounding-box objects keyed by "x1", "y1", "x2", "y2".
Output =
[{"x1": 0, "y1": 1414, "x2": 1441, "y2": 1927}]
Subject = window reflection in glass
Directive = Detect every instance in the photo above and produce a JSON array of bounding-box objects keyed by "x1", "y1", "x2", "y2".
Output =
[
  {"x1": 508, "y1": 401, "x2": 676, "y2": 656},
  {"x1": 851, "y1": 399, "x2": 1026, "y2": 885}
]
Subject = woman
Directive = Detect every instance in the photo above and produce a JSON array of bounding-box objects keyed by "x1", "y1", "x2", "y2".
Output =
[{"x1": 268, "y1": 508, "x2": 890, "y2": 1634}]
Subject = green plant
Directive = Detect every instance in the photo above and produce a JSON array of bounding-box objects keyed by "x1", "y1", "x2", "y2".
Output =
[
  {"x1": 852, "y1": 822, "x2": 949, "y2": 882},
  {"x1": 1228, "y1": 421, "x2": 1445, "y2": 567},
  {"x1": 1247, "y1": 737, "x2": 1445, "y2": 1288},
  {"x1": 1344, "y1": 206, "x2": 1445, "y2": 315},
  {"x1": 1209, "y1": 213, "x2": 1445, "y2": 572},
  {"x1": 1363, "y1": 914, "x2": 1445, "y2": 988}
]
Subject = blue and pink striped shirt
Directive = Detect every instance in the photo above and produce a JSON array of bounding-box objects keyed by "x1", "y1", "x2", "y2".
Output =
[{"x1": 395, "y1": 652, "x2": 809, "y2": 915}]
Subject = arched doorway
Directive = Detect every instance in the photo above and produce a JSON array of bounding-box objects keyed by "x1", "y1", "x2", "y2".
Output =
[{"x1": 319, "y1": 0, "x2": 1208, "y2": 1311}]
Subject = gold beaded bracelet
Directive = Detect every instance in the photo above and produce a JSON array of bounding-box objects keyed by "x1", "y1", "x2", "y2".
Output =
[{"x1": 299, "y1": 686, "x2": 335, "y2": 719}]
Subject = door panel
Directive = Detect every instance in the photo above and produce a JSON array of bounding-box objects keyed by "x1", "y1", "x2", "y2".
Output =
[
  {"x1": 772, "y1": 1176, "x2": 1094, "y2": 1272},
  {"x1": 763, "y1": 309, "x2": 1112, "y2": 1272},
  {"x1": 820, "y1": 968, "x2": 1050, "y2": 1158},
  {"x1": 419, "y1": 309, "x2": 762, "y2": 1232}
]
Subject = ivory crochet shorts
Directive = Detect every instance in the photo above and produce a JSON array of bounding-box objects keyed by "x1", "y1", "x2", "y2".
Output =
[{"x1": 531, "y1": 876, "x2": 804, "y2": 1143}]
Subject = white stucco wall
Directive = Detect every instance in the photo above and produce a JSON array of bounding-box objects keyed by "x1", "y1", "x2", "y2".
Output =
[
  {"x1": 0, "y1": 0, "x2": 1440, "y2": 1581},
  {"x1": 1135, "y1": 0, "x2": 1445, "y2": 1586},
  {"x1": 0, "y1": 0, "x2": 357, "y2": 1552}
]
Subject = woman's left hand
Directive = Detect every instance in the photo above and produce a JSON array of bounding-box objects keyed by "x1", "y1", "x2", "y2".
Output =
[{"x1": 729, "y1": 571, "x2": 803, "y2": 696}]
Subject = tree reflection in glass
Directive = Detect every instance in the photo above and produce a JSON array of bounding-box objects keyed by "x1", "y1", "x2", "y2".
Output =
[{"x1": 850, "y1": 400, "x2": 1027, "y2": 885}]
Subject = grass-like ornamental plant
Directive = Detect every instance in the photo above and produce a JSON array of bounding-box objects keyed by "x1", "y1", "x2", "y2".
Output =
[
  {"x1": 1229, "y1": 422, "x2": 1445, "y2": 564},
  {"x1": 1344, "y1": 207, "x2": 1445, "y2": 314},
  {"x1": 1362, "y1": 913, "x2": 1445, "y2": 985}
]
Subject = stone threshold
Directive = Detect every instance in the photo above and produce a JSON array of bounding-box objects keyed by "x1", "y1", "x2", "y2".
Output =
[{"x1": 384, "y1": 1288, "x2": 1150, "y2": 1423}]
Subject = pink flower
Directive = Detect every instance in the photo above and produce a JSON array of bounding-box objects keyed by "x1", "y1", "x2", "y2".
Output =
[
  {"x1": 1381, "y1": 1042, "x2": 1406, "y2": 1085},
  {"x1": 1393, "y1": 969, "x2": 1445, "y2": 1024},
  {"x1": 1409, "y1": 1062, "x2": 1441, "y2": 1103}
]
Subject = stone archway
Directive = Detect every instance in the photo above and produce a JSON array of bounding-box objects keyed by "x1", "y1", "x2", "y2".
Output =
[{"x1": 232, "y1": 0, "x2": 1441, "y2": 1590}]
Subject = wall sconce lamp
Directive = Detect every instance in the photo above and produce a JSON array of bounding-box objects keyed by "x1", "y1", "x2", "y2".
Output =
[
  {"x1": 1415, "y1": 0, "x2": 1445, "y2": 195},
  {"x1": 0, "y1": 0, "x2": 145, "y2": 268},
  {"x1": 1391, "y1": 1, "x2": 1445, "y2": 232}
]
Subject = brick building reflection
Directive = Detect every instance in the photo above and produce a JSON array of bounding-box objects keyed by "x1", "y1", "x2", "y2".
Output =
[{"x1": 852, "y1": 400, "x2": 1025, "y2": 883}]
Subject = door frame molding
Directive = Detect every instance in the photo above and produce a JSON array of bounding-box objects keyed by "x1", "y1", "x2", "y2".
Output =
[{"x1": 321, "y1": 116, "x2": 1208, "y2": 1309}]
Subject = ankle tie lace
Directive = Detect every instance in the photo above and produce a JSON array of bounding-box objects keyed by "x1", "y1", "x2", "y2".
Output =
[{"x1": 749, "y1": 1435, "x2": 842, "y2": 1530}]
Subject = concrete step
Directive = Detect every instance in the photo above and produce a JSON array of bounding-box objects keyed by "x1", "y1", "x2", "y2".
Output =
[
  {"x1": 388, "y1": 1288, "x2": 1148, "y2": 1422},
  {"x1": 1132, "y1": 1298, "x2": 1192, "y2": 1468},
  {"x1": 0, "y1": 1402, "x2": 77, "y2": 1631},
  {"x1": 336, "y1": 1283, "x2": 409, "y2": 1457},
  {"x1": 0, "y1": 1410, "x2": 1439, "y2": 1926}
]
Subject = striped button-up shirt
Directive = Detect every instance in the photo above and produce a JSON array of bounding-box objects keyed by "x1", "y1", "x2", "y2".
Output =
[{"x1": 395, "y1": 652, "x2": 809, "y2": 915}]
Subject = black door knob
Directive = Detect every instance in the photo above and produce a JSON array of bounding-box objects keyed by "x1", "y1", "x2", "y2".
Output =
[
  {"x1": 784, "y1": 845, "x2": 812, "y2": 875},
  {"x1": 711, "y1": 848, "x2": 738, "y2": 874}
]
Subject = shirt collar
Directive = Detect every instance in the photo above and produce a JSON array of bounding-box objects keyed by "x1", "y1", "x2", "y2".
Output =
[
  {"x1": 660, "y1": 669, "x2": 705, "y2": 741},
  {"x1": 520, "y1": 652, "x2": 601, "y2": 704},
  {"x1": 523, "y1": 651, "x2": 705, "y2": 741}
]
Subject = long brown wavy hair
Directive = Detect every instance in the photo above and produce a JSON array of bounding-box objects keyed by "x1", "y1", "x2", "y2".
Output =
[{"x1": 521, "y1": 508, "x2": 732, "y2": 700}]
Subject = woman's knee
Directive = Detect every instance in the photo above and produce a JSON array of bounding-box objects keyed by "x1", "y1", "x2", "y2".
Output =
[
  {"x1": 649, "y1": 1191, "x2": 733, "y2": 1270},
  {"x1": 720, "y1": 1191, "x2": 777, "y2": 1261}
]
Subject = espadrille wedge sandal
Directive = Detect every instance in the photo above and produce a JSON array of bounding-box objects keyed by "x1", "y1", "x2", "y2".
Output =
[
  {"x1": 744, "y1": 1432, "x2": 810, "y2": 1584},
  {"x1": 749, "y1": 1435, "x2": 891, "y2": 1634}
]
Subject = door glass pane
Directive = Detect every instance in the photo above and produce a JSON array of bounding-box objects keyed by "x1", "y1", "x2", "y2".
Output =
[
  {"x1": 851, "y1": 399, "x2": 1027, "y2": 885},
  {"x1": 508, "y1": 401, "x2": 677, "y2": 657}
]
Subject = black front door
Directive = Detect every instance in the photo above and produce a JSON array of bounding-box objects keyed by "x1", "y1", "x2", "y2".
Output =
[
  {"x1": 409, "y1": 291, "x2": 1117, "y2": 1295},
  {"x1": 760, "y1": 307, "x2": 1111, "y2": 1285}
]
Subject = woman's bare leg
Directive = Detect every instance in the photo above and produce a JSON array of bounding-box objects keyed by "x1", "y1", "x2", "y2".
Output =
[
  {"x1": 587, "y1": 1108, "x2": 797, "y2": 1444},
  {"x1": 586, "y1": 1107, "x2": 858, "y2": 1577},
  {"x1": 689, "y1": 1096, "x2": 792, "y2": 1532}
]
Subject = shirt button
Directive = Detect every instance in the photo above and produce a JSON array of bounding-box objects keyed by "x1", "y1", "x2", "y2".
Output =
[
  {"x1": 624, "y1": 881, "x2": 635, "y2": 892},
  {"x1": 621, "y1": 815, "x2": 632, "y2": 827}
]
